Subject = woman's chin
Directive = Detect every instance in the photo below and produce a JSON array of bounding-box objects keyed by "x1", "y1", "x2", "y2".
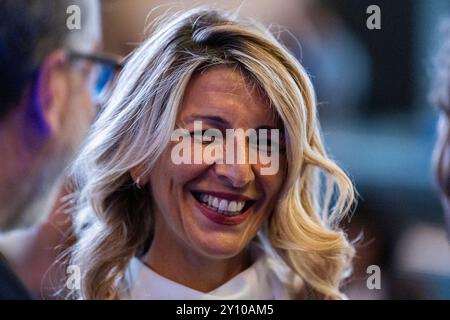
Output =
[{"x1": 188, "y1": 234, "x2": 246, "y2": 260}]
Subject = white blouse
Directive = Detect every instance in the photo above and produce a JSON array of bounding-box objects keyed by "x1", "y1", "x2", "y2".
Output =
[{"x1": 124, "y1": 246, "x2": 298, "y2": 300}]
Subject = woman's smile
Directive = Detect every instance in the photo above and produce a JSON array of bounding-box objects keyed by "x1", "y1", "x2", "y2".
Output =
[{"x1": 190, "y1": 189, "x2": 257, "y2": 225}]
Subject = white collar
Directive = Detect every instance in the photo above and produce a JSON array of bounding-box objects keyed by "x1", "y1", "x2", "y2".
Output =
[{"x1": 125, "y1": 246, "x2": 292, "y2": 300}]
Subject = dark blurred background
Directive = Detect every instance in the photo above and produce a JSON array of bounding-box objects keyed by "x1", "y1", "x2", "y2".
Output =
[{"x1": 101, "y1": 0, "x2": 450, "y2": 299}]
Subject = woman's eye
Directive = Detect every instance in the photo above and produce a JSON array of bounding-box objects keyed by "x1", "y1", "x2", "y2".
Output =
[
  {"x1": 190, "y1": 130, "x2": 216, "y2": 145},
  {"x1": 249, "y1": 139, "x2": 268, "y2": 152},
  {"x1": 253, "y1": 139, "x2": 285, "y2": 155},
  {"x1": 258, "y1": 139, "x2": 273, "y2": 153}
]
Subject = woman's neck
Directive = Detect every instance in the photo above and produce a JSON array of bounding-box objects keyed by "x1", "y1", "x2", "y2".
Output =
[{"x1": 142, "y1": 238, "x2": 252, "y2": 293}]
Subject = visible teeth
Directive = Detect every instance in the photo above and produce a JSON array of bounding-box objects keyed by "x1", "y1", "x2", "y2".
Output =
[
  {"x1": 218, "y1": 199, "x2": 228, "y2": 212},
  {"x1": 196, "y1": 192, "x2": 248, "y2": 215},
  {"x1": 212, "y1": 197, "x2": 219, "y2": 208},
  {"x1": 228, "y1": 201, "x2": 237, "y2": 212}
]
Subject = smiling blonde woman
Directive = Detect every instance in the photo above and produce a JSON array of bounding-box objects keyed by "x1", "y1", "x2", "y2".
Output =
[{"x1": 68, "y1": 8, "x2": 355, "y2": 300}]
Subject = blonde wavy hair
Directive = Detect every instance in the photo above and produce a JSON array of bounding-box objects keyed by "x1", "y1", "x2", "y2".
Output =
[{"x1": 68, "y1": 8, "x2": 355, "y2": 300}]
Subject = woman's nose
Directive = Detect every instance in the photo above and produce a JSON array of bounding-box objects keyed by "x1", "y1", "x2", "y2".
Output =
[{"x1": 213, "y1": 162, "x2": 256, "y2": 188}]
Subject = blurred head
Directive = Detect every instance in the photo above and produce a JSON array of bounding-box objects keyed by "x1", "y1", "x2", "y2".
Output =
[
  {"x1": 70, "y1": 8, "x2": 355, "y2": 299},
  {"x1": 431, "y1": 19, "x2": 450, "y2": 234},
  {"x1": 0, "y1": 0, "x2": 103, "y2": 230}
]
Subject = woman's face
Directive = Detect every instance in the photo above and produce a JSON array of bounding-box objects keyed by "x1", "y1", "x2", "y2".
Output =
[{"x1": 147, "y1": 66, "x2": 287, "y2": 260}]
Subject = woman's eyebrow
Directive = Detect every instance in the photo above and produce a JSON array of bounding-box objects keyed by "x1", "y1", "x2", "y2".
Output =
[
  {"x1": 256, "y1": 125, "x2": 280, "y2": 130},
  {"x1": 184, "y1": 114, "x2": 282, "y2": 131},
  {"x1": 185, "y1": 114, "x2": 230, "y2": 127}
]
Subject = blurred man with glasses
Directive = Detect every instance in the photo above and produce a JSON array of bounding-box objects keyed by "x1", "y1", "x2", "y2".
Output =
[{"x1": 0, "y1": 0, "x2": 121, "y2": 298}]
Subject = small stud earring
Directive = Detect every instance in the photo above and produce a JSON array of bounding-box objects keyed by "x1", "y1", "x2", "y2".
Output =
[{"x1": 135, "y1": 177, "x2": 142, "y2": 190}]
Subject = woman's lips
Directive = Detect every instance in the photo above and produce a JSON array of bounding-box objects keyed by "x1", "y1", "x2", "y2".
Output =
[
  {"x1": 190, "y1": 192, "x2": 252, "y2": 226},
  {"x1": 193, "y1": 190, "x2": 254, "y2": 202}
]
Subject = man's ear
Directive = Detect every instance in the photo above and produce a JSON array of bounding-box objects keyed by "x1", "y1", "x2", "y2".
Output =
[{"x1": 34, "y1": 50, "x2": 69, "y2": 135}]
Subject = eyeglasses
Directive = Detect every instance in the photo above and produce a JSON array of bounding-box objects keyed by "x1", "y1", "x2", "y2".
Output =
[{"x1": 68, "y1": 51, "x2": 124, "y2": 106}]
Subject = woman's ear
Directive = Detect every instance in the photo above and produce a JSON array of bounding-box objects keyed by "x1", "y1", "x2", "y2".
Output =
[
  {"x1": 34, "y1": 50, "x2": 69, "y2": 135},
  {"x1": 130, "y1": 165, "x2": 150, "y2": 187}
]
